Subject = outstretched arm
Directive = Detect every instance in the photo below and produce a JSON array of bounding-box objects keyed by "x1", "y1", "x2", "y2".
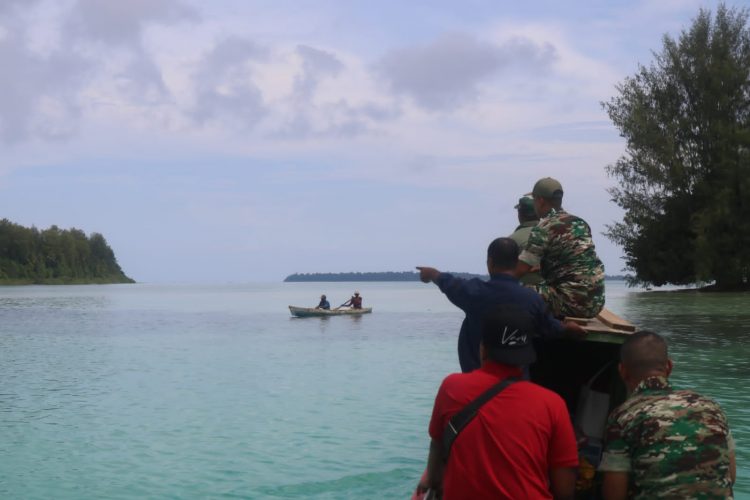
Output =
[
  {"x1": 562, "y1": 320, "x2": 587, "y2": 339},
  {"x1": 514, "y1": 260, "x2": 532, "y2": 278}
]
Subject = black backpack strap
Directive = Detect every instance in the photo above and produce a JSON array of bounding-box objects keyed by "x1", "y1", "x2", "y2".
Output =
[{"x1": 441, "y1": 377, "x2": 520, "y2": 460}]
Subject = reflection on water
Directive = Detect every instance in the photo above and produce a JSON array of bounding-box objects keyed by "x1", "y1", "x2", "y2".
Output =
[{"x1": 0, "y1": 295, "x2": 110, "y2": 310}]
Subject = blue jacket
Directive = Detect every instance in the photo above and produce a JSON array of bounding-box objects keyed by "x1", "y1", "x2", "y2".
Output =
[{"x1": 436, "y1": 272, "x2": 564, "y2": 372}]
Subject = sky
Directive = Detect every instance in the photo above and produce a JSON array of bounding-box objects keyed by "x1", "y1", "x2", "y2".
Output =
[{"x1": 0, "y1": 0, "x2": 737, "y2": 283}]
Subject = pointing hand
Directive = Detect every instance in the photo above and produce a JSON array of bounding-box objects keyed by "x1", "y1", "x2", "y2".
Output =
[{"x1": 416, "y1": 266, "x2": 440, "y2": 283}]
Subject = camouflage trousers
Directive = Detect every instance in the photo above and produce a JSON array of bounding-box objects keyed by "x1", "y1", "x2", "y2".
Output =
[{"x1": 536, "y1": 279, "x2": 605, "y2": 318}]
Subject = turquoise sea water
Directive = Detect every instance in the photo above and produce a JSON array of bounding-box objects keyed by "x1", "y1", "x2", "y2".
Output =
[{"x1": 0, "y1": 281, "x2": 747, "y2": 499}]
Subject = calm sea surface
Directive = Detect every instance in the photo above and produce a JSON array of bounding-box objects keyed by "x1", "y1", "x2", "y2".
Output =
[{"x1": 0, "y1": 281, "x2": 748, "y2": 499}]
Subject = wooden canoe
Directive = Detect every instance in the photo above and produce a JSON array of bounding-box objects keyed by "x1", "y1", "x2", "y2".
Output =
[{"x1": 288, "y1": 305, "x2": 373, "y2": 318}]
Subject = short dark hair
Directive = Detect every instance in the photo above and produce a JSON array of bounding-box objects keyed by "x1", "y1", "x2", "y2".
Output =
[
  {"x1": 518, "y1": 208, "x2": 538, "y2": 222},
  {"x1": 534, "y1": 195, "x2": 563, "y2": 210},
  {"x1": 481, "y1": 304, "x2": 536, "y2": 366},
  {"x1": 487, "y1": 237, "x2": 519, "y2": 270},
  {"x1": 620, "y1": 331, "x2": 669, "y2": 377}
]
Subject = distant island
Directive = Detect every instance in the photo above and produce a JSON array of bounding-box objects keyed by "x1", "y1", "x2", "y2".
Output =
[
  {"x1": 285, "y1": 272, "x2": 629, "y2": 282},
  {"x1": 0, "y1": 219, "x2": 134, "y2": 285}
]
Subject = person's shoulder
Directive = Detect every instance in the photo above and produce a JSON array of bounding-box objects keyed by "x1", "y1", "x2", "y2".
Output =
[
  {"x1": 437, "y1": 371, "x2": 478, "y2": 397},
  {"x1": 607, "y1": 392, "x2": 655, "y2": 424},
  {"x1": 440, "y1": 371, "x2": 471, "y2": 387},
  {"x1": 671, "y1": 389, "x2": 728, "y2": 415},
  {"x1": 502, "y1": 279, "x2": 545, "y2": 303},
  {"x1": 535, "y1": 209, "x2": 571, "y2": 232},
  {"x1": 519, "y1": 381, "x2": 567, "y2": 406},
  {"x1": 559, "y1": 211, "x2": 593, "y2": 231},
  {"x1": 609, "y1": 389, "x2": 705, "y2": 426},
  {"x1": 464, "y1": 275, "x2": 493, "y2": 290},
  {"x1": 509, "y1": 227, "x2": 527, "y2": 242}
]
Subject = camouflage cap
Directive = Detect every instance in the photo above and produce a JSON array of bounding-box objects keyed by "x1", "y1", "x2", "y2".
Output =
[
  {"x1": 532, "y1": 177, "x2": 564, "y2": 199},
  {"x1": 514, "y1": 194, "x2": 535, "y2": 213}
]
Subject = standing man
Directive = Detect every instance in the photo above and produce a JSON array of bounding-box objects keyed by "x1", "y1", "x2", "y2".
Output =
[
  {"x1": 509, "y1": 193, "x2": 541, "y2": 286},
  {"x1": 418, "y1": 237, "x2": 583, "y2": 373},
  {"x1": 600, "y1": 331, "x2": 736, "y2": 499},
  {"x1": 516, "y1": 177, "x2": 605, "y2": 318},
  {"x1": 417, "y1": 305, "x2": 579, "y2": 499}
]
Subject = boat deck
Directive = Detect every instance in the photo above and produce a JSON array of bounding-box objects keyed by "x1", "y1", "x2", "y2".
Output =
[{"x1": 566, "y1": 308, "x2": 637, "y2": 343}]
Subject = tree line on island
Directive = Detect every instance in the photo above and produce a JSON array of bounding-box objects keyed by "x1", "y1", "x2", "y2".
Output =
[{"x1": 0, "y1": 219, "x2": 133, "y2": 285}]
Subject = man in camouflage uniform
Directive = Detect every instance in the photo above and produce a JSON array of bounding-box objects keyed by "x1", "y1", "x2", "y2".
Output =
[
  {"x1": 515, "y1": 177, "x2": 605, "y2": 318},
  {"x1": 600, "y1": 331, "x2": 736, "y2": 499},
  {"x1": 508, "y1": 194, "x2": 541, "y2": 286}
]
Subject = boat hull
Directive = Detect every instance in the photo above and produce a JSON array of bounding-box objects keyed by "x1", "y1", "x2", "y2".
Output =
[{"x1": 288, "y1": 306, "x2": 373, "y2": 318}]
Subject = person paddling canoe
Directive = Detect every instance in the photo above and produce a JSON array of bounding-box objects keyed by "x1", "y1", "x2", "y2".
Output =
[{"x1": 342, "y1": 291, "x2": 362, "y2": 309}]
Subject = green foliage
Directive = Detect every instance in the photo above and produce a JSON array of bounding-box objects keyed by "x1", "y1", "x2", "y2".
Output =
[
  {"x1": 604, "y1": 4, "x2": 750, "y2": 288},
  {"x1": 0, "y1": 219, "x2": 134, "y2": 284}
]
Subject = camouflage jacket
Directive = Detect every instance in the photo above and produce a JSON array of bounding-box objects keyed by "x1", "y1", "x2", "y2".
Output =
[
  {"x1": 599, "y1": 376, "x2": 734, "y2": 499},
  {"x1": 518, "y1": 208, "x2": 604, "y2": 317},
  {"x1": 509, "y1": 221, "x2": 541, "y2": 286}
]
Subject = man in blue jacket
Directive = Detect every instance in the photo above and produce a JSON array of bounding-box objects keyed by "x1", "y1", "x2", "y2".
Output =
[{"x1": 418, "y1": 237, "x2": 583, "y2": 372}]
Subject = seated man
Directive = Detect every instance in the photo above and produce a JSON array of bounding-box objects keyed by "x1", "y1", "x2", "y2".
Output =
[
  {"x1": 418, "y1": 305, "x2": 578, "y2": 499},
  {"x1": 316, "y1": 294, "x2": 330, "y2": 310},
  {"x1": 515, "y1": 177, "x2": 605, "y2": 318},
  {"x1": 418, "y1": 237, "x2": 583, "y2": 373},
  {"x1": 342, "y1": 291, "x2": 362, "y2": 309},
  {"x1": 600, "y1": 331, "x2": 735, "y2": 499},
  {"x1": 508, "y1": 193, "x2": 541, "y2": 286}
]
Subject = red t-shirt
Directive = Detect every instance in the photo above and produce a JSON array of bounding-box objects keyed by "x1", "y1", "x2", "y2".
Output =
[{"x1": 429, "y1": 363, "x2": 579, "y2": 499}]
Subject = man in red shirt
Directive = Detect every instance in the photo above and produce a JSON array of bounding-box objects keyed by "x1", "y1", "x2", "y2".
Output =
[{"x1": 419, "y1": 305, "x2": 578, "y2": 499}]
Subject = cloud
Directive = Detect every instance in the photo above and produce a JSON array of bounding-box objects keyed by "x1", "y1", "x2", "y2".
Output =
[
  {"x1": 0, "y1": 0, "x2": 39, "y2": 13},
  {"x1": 63, "y1": 0, "x2": 198, "y2": 107},
  {"x1": 269, "y1": 44, "x2": 401, "y2": 140},
  {"x1": 0, "y1": 27, "x2": 90, "y2": 144},
  {"x1": 0, "y1": 0, "x2": 203, "y2": 145},
  {"x1": 115, "y1": 50, "x2": 170, "y2": 103},
  {"x1": 65, "y1": 0, "x2": 197, "y2": 47},
  {"x1": 376, "y1": 33, "x2": 557, "y2": 110},
  {"x1": 293, "y1": 45, "x2": 344, "y2": 101},
  {"x1": 190, "y1": 36, "x2": 268, "y2": 129}
]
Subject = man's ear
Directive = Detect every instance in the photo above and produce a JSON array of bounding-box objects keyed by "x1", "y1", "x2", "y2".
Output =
[{"x1": 665, "y1": 358, "x2": 674, "y2": 377}]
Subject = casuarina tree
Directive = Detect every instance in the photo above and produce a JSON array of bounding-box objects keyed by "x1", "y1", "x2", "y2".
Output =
[{"x1": 604, "y1": 4, "x2": 750, "y2": 289}]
